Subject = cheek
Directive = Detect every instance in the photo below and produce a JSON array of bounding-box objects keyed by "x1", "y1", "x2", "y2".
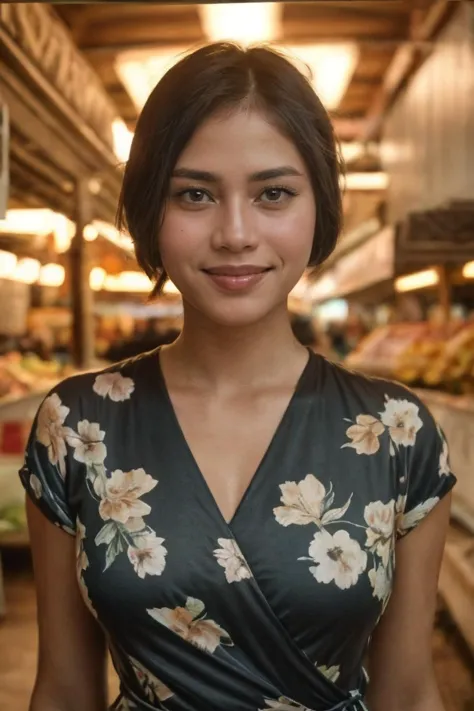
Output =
[
  {"x1": 158, "y1": 211, "x2": 206, "y2": 269},
  {"x1": 268, "y1": 205, "x2": 316, "y2": 263}
]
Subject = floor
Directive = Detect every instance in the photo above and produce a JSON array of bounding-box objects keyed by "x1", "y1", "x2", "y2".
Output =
[{"x1": 1, "y1": 551, "x2": 473, "y2": 711}]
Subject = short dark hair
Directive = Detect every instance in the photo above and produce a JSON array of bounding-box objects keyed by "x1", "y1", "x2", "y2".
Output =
[{"x1": 117, "y1": 42, "x2": 343, "y2": 296}]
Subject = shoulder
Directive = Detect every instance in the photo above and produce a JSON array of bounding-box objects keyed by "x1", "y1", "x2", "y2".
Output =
[
  {"x1": 321, "y1": 358, "x2": 429, "y2": 417},
  {"x1": 39, "y1": 349, "x2": 157, "y2": 414}
]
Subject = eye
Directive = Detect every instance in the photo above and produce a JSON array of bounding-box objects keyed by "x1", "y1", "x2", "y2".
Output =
[
  {"x1": 259, "y1": 187, "x2": 298, "y2": 204},
  {"x1": 175, "y1": 188, "x2": 213, "y2": 204}
]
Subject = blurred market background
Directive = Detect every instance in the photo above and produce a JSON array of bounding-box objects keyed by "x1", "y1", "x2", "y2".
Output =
[{"x1": 0, "y1": 1, "x2": 473, "y2": 708}]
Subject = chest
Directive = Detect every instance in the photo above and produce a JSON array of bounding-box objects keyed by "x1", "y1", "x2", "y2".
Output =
[{"x1": 165, "y1": 387, "x2": 298, "y2": 524}]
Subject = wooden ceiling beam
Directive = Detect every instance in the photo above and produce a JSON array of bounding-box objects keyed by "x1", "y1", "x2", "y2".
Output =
[
  {"x1": 10, "y1": 138, "x2": 72, "y2": 193},
  {"x1": 359, "y1": 0, "x2": 457, "y2": 141},
  {"x1": 80, "y1": 36, "x2": 421, "y2": 60}
]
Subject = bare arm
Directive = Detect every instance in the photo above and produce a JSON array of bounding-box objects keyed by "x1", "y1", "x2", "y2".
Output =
[
  {"x1": 27, "y1": 498, "x2": 108, "y2": 711},
  {"x1": 365, "y1": 494, "x2": 452, "y2": 711}
]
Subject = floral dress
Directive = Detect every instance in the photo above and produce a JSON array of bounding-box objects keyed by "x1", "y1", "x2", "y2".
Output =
[{"x1": 19, "y1": 348, "x2": 456, "y2": 711}]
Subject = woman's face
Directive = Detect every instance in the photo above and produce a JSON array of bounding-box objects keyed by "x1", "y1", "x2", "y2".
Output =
[{"x1": 159, "y1": 107, "x2": 316, "y2": 327}]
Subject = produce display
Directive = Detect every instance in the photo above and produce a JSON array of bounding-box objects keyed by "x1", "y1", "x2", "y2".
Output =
[
  {"x1": 346, "y1": 321, "x2": 474, "y2": 394},
  {"x1": 0, "y1": 352, "x2": 73, "y2": 403}
]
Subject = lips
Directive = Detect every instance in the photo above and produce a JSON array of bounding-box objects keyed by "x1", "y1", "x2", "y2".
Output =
[
  {"x1": 203, "y1": 265, "x2": 272, "y2": 276},
  {"x1": 202, "y1": 265, "x2": 273, "y2": 292}
]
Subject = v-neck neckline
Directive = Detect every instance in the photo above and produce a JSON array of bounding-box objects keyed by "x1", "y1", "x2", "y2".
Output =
[{"x1": 153, "y1": 347, "x2": 315, "y2": 529}]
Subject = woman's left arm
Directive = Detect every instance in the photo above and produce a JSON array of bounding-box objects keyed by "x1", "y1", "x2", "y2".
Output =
[{"x1": 365, "y1": 493, "x2": 452, "y2": 711}]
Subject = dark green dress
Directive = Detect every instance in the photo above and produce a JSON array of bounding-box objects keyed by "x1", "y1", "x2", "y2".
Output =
[{"x1": 19, "y1": 349, "x2": 456, "y2": 711}]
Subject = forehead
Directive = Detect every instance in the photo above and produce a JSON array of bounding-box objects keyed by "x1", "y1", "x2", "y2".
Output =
[{"x1": 175, "y1": 107, "x2": 306, "y2": 173}]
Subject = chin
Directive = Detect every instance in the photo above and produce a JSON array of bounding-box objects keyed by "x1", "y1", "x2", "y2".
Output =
[{"x1": 191, "y1": 295, "x2": 284, "y2": 329}]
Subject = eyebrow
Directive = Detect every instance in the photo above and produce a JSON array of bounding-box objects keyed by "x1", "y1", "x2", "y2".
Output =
[{"x1": 171, "y1": 166, "x2": 303, "y2": 182}]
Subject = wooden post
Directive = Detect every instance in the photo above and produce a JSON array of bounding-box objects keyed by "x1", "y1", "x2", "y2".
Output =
[
  {"x1": 70, "y1": 178, "x2": 94, "y2": 370},
  {"x1": 437, "y1": 265, "x2": 451, "y2": 326}
]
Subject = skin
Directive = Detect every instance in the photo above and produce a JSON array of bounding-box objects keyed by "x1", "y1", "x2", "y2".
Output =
[{"x1": 28, "y1": 106, "x2": 449, "y2": 711}]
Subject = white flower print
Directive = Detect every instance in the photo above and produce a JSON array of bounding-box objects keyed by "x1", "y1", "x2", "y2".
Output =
[
  {"x1": 439, "y1": 434, "x2": 450, "y2": 477},
  {"x1": 303, "y1": 529, "x2": 367, "y2": 590},
  {"x1": 368, "y1": 563, "x2": 391, "y2": 605},
  {"x1": 93, "y1": 372, "x2": 135, "y2": 402},
  {"x1": 342, "y1": 415, "x2": 385, "y2": 455},
  {"x1": 380, "y1": 398, "x2": 423, "y2": 448},
  {"x1": 398, "y1": 497, "x2": 439, "y2": 535},
  {"x1": 127, "y1": 533, "x2": 167, "y2": 579},
  {"x1": 316, "y1": 663, "x2": 341, "y2": 683},
  {"x1": 274, "y1": 474, "x2": 352, "y2": 528},
  {"x1": 115, "y1": 700, "x2": 137, "y2": 711},
  {"x1": 29, "y1": 474, "x2": 42, "y2": 500},
  {"x1": 36, "y1": 393, "x2": 70, "y2": 477},
  {"x1": 213, "y1": 538, "x2": 252, "y2": 583},
  {"x1": 259, "y1": 697, "x2": 310, "y2": 711},
  {"x1": 128, "y1": 655, "x2": 174, "y2": 703},
  {"x1": 99, "y1": 468, "x2": 158, "y2": 525},
  {"x1": 147, "y1": 597, "x2": 233, "y2": 653},
  {"x1": 364, "y1": 500, "x2": 395, "y2": 567},
  {"x1": 76, "y1": 519, "x2": 89, "y2": 572},
  {"x1": 65, "y1": 420, "x2": 107, "y2": 466}
]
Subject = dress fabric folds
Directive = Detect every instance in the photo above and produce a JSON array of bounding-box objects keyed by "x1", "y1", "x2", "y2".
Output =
[{"x1": 19, "y1": 348, "x2": 456, "y2": 711}]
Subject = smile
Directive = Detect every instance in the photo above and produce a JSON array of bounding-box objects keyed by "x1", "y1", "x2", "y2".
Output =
[{"x1": 201, "y1": 265, "x2": 273, "y2": 292}]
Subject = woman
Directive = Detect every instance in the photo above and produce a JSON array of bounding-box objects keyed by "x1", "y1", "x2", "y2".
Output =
[{"x1": 20, "y1": 43, "x2": 456, "y2": 711}]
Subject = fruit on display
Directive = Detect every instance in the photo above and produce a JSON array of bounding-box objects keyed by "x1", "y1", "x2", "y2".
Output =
[
  {"x1": 347, "y1": 321, "x2": 474, "y2": 395},
  {"x1": 0, "y1": 352, "x2": 66, "y2": 403},
  {"x1": 0, "y1": 503, "x2": 27, "y2": 533}
]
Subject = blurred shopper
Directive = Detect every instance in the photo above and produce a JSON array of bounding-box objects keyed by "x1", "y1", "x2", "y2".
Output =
[{"x1": 21, "y1": 42, "x2": 456, "y2": 711}]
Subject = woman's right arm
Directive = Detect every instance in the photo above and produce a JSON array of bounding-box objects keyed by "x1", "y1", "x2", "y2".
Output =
[{"x1": 27, "y1": 498, "x2": 108, "y2": 711}]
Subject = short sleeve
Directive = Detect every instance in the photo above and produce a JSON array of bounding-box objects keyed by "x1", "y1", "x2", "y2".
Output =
[
  {"x1": 396, "y1": 397, "x2": 457, "y2": 540},
  {"x1": 18, "y1": 388, "x2": 76, "y2": 535}
]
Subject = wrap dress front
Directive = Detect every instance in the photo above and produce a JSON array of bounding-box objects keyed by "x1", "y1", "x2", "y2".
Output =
[{"x1": 19, "y1": 348, "x2": 457, "y2": 711}]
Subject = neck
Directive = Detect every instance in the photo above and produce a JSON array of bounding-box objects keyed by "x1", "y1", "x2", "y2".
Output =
[{"x1": 163, "y1": 301, "x2": 307, "y2": 391}]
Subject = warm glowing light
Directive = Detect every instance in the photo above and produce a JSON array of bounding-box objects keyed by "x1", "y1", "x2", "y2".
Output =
[
  {"x1": 0, "y1": 209, "x2": 75, "y2": 253},
  {"x1": 162, "y1": 279, "x2": 180, "y2": 295},
  {"x1": 283, "y1": 44, "x2": 359, "y2": 110},
  {"x1": 14, "y1": 258, "x2": 41, "y2": 284},
  {"x1": 93, "y1": 220, "x2": 134, "y2": 253},
  {"x1": 39, "y1": 264, "x2": 65, "y2": 288},
  {"x1": 115, "y1": 48, "x2": 187, "y2": 111},
  {"x1": 112, "y1": 118, "x2": 134, "y2": 163},
  {"x1": 342, "y1": 172, "x2": 389, "y2": 191},
  {"x1": 199, "y1": 3, "x2": 282, "y2": 44},
  {"x1": 462, "y1": 261, "x2": 474, "y2": 279},
  {"x1": 395, "y1": 269, "x2": 439, "y2": 293},
  {"x1": 0, "y1": 250, "x2": 17, "y2": 279},
  {"x1": 116, "y1": 40, "x2": 357, "y2": 114},
  {"x1": 89, "y1": 267, "x2": 107, "y2": 291},
  {"x1": 83, "y1": 224, "x2": 99, "y2": 242},
  {"x1": 103, "y1": 271, "x2": 152, "y2": 293}
]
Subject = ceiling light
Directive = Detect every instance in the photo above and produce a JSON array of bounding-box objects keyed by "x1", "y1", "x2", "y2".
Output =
[
  {"x1": 0, "y1": 250, "x2": 17, "y2": 279},
  {"x1": 462, "y1": 261, "x2": 474, "y2": 279},
  {"x1": 90, "y1": 267, "x2": 107, "y2": 291},
  {"x1": 162, "y1": 279, "x2": 180, "y2": 295},
  {"x1": 199, "y1": 3, "x2": 282, "y2": 44},
  {"x1": 342, "y1": 172, "x2": 389, "y2": 191},
  {"x1": 112, "y1": 118, "x2": 134, "y2": 163},
  {"x1": 0, "y1": 209, "x2": 75, "y2": 253},
  {"x1": 92, "y1": 220, "x2": 134, "y2": 253},
  {"x1": 282, "y1": 44, "x2": 359, "y2": 111},
  {"x1": 115, "y1": 47, "x2": 188, "y2": 112},
  {"x1": 39, "y1": 264, "x2": 65, "y2": 288},
  {"x1": 395, "y1": 269, "x2": 439, "y2": 293},
  {"x1": 14, "y1": 258, "x2": 41, "y2": 284},
  {"x1": 103, "y1": 271, "x2": 152, "y2": 293},
  {"x1": 83, "y1": 225, "x2": 99, "y2": 242}
]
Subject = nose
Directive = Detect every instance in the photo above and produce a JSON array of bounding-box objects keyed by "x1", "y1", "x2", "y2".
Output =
[{"x1": 211, "y1": 197, "x2": 258, "y2": 253}]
